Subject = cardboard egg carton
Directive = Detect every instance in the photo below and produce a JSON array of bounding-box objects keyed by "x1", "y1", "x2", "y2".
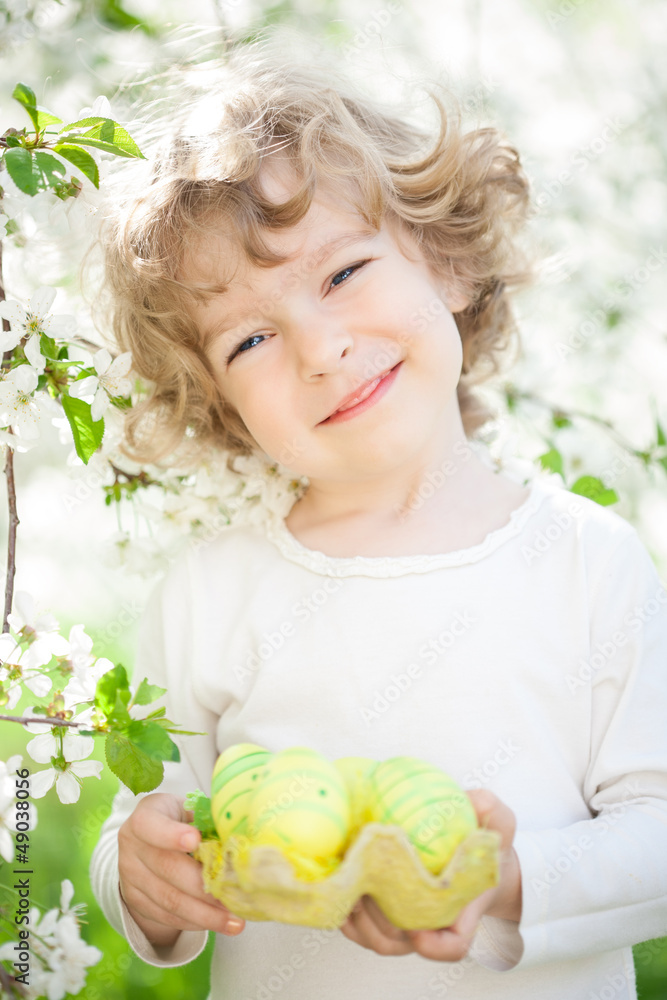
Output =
[{"x1": 195, "y1": 822, "x2": 500, "y2": 930}]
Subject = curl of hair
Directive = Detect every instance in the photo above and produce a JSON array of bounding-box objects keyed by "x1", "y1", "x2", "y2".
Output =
[{"x1": 96, "y1": 29, "x2": 533, "y2": 470}]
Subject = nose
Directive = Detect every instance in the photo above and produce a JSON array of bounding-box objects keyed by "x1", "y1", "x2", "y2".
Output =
[{"x1": 288, "y1": 308, "x2": 354, "y2": 379}]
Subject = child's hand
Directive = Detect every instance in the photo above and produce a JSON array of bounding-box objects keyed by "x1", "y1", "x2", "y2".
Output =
[
  {"x1": 340, "y1": 789, "x2": 520, "y2": 962},
  {"x1": 118, "y1": 792, "x2": 246, "y2": 948}
]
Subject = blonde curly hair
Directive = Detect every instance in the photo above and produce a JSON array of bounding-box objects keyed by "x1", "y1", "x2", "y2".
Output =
[{"x1": 98, "y1": 28, "x2": 532, "y2": 470}]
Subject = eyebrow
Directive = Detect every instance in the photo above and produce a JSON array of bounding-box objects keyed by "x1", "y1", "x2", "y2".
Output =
[{"x1": 204, "y1": 227, "x2": 379, "y2": 344}]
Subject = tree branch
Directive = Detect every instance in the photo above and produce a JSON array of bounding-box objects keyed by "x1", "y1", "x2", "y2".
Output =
[
  {"x1": 0, "y1": 233, "x2": 19, "y2": 635},
  {"x1": 0, "y1": 714, "x2": 98, "y2": 729}
]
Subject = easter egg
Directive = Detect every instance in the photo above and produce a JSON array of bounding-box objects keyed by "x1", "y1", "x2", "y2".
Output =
[
  {"x1": 334, "y1": 756, "x2": 376, "y2": 841},
  {"x1": 369, "y1": 756, "x2": 477, "y2": 874},
  {"x1": 248, "y1": 747, "x2": 351, "y2": 869},
  {"x1": 211, "y1": 743, "x2": 273, "y2": 842}
]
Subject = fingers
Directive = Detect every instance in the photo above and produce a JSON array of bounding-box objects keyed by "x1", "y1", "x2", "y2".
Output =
[
  {"x1": 407, "y1": 891, "x2": 492, "y2": 962},
  {"x1": 128, "y1": 793, "x2": 202, "y2": 852},
  {"x1": 120, "y1": 861, "x2": 241, "y2": 936},
  {"x1": 465, "y1": 789, "x2": 516, "y2": 851},
  {"x1": 118, "y1": 793, "x2": 246, "y2": 939},
  {"x1": 341, "y1": 896, "x2": 415, "y2": 957}
]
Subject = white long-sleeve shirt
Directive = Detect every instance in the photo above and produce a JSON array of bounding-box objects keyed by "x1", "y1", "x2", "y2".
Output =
[{"x1": 90, "y1": 467, "x2": 667, "y2": 999}]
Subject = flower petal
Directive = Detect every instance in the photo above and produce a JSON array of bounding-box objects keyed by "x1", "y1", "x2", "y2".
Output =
[
  {"x1": 90, "y1": 388, "x2": 109, "y2": 422},
  {"x1": 55, "y1": 769, "x2": 81, "y2": 804},
  {"x1": 30, "y1": 286, "x2": 57, "y2": 317},
  {"x1": 25, "y1": 333, "x2": 46, "y2": 373},
  {"x1": 61, "y1": 731, "x2": 93, "y2": 761},
  {"x1": 93, "y1": 348, "x2": 112, "y2": 376},
  {"x1": 109, "y1": 352, "x2": 133, "y2": 376},
  {"x1": 68, "y1": 375, "x2": 98, "y2": 399},
  {"x1": 26, "y1": 732, "x2": 57, "y2": 764},
  {"x1": 30, "y1": 768, "x2": 56, "y2": 798},
  {"x1": 70, "y1": 759, "x2": 103, "y2": 779},
  {"x1": 60, "y1": 878, "x2": 75, "y2": 911},
  {"x1": 13, "y1": 365, "x2": 39, "y2": 394}
]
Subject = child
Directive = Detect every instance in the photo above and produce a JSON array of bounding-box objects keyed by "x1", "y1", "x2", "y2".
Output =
[{"x1": 90, "y1": 29, "x2": 667, "y2": 1000}]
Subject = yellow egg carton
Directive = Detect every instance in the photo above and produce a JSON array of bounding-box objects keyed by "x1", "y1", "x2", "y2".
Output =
[{"x1": 195, "y1": 821, "x2": 500, "y2": 930}]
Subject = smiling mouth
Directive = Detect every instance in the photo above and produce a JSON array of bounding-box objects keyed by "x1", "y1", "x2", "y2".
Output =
[{"x1": 319, "y1": 363, "x2": 402, "y2": 425}]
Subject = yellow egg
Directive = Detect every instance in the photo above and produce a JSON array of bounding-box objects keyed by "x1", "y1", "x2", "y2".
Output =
[
  {"x1": 334, "y1": 756, "x2": 376, "y2": 842},
  {"x1": 248, "y1": 747, "x2": 351, "y2": 869},
  {"x1": 369, "y1": 756, "x2": 477, "y2": 874},
  {"x1": 211, "y1": 743, "x2": 273, "y2": 842}
]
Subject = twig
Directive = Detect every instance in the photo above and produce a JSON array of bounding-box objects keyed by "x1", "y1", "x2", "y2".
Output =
[
  {"x1": 0, "y1": 714, "x2": 98, "y2": 729},
  {"x1": 2, "y1": 448, "x2": 18, "y2": 633},
  {"x1": 0, "y1": 963, "x2": 26, "y2": 999},
  {"x1": 507, "y1": 386, "x2": 650, "y2": 459},
  {"x1": 0, "y1": 234, "x2": 20, "y2": 634}
]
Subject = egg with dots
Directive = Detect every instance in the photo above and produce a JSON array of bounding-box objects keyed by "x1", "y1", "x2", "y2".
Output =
[
  {"x1": 334, "y1": 756, "x2": 376, "y2": 841},
  {"x1": 245, "y1": 746, "x2": 351, "y2": 881},
  {"x1": 211, "y1": 742, "x2": 273, "y2": 842},
  {"x1": 367, "y1": 756, "x2": 478, "y2": 874}
]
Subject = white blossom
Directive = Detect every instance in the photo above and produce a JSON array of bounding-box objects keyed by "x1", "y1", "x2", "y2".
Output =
[
  {"x1": 0, "y1": 879, "x2": 101, "y2": 1000},
  {"x1": 0, "y1": 285, "x2": 75, "y2": 353},
  {"x1": 0, "y1": 365, "x2": 50, "y2": 440},
  {"x1": 7, "y1": 590, "x2": 70, "y2": 668},
  {"x1": 0, "y1": 635, "x2": 53, "y2": 707},
  {"x1": 0, "y1": 754, "x2": 36, "y2": 863},
  {"x1": 26, "y1": 725, "x2": 102, "y2": 804},
  {"x1": 0, "y1": 212, "x2": 9, "y2": 237},
  {"x1": 77, "y1": 95, "x2": 112, "y2": 120},
  {"x1": 69, "y1": 348, "x2": 133, "y2": 420}
]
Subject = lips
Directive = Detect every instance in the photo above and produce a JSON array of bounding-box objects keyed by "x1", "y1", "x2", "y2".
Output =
[{"x1": 323, "y1": 365, "x2": 398, "y2": 421}]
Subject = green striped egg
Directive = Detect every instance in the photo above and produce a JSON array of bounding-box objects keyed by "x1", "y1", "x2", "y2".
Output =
[
  {"x1": 368, "y1": 756, "x2": 477, "y2": 874},
  {"x1": 248, "y1": 747, "x2": 351, "y2": 860},
  {"x1": 334, "y1": 756, "x2": 376, "y2": 841},
  {"x1": 211, "y1": 742, "x2": 273, "y2": 842}
]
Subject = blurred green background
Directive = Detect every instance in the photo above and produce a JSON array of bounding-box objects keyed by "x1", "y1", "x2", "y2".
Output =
[{"x1": 1, "y1": 0, "x2": 667, "y2": 996}]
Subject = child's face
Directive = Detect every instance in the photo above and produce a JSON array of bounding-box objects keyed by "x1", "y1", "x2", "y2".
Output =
[{"x1": 187, "y1": 168, "x2": 469, "y2": 483}]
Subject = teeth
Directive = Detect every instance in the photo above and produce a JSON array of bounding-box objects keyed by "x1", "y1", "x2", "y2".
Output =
[{"x1": 336, "y1": 376, "x2": 382, "y2": 413}]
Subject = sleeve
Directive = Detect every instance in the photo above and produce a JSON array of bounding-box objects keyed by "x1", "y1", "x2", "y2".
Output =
[
  {"x1": 89, "y1": 556, "x2": 220, "y2": 968},
  {"x1": 470, "y1": 527, "x2": 667, "y2": 971}
]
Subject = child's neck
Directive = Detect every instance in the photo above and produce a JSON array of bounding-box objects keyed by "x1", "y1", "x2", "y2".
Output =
[{"x1": 284, "y1": 450, "x2": 531, "y2": 560}]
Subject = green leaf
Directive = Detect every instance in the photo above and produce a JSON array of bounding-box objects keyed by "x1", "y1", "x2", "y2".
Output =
[
  {"x1": 3, "y1": 147, "x2": 39, "y2": 196},
  {"x1": 61, "y1": 394, "x2": 105, "y2": 464},
  {"x1": 127, "y1": 720, "x2": 180, "y2": 763},
  {"x1": 132, "y1": 678, "x2": 167, "y2": 706},
  {"x1": 12, "y1": 83, "x2": 39, "y2": 132},
  {"x1": 35, "y1": 108, "x2": 63, "y2": 130},
  {"x1": 657, "y1": 421, "x2": 666, "y2": 448},
  {"x1": 11, "y1": 84, "x2": 62, "y2": 133},
  {"x1": 104, "y1": 719, "x2": 181, "y2": 794},
  {"x1": 570, "y1": 475, "x2": 618, "y2": 507},
  {"x1": 538, "y1": 447, "x2": 564, "y2": 477},
  {"x1": 33, "y1": 151, "x2": 66, "y2": 189},
  {"x1": 39, "y1": 333, "x2": 58, "y2": 361},
  {"x1": 94, "y1": 663, "x2": 131, "y2": 718},
  {"x1": 58, "y1": 117, "x2": 144, "y2": 159},
  {"x1": 53, "y1": 143, "x2": 100, "y2": 188},
  {"x1": 184, "y1": 789, "x2": 218, "y2": 841},
  {"x1": 105, "y1": 731, "x2": 165, "y2": 793},
  {"x1": 144, "y1": 706, "x2": 166, "y2": 719}
]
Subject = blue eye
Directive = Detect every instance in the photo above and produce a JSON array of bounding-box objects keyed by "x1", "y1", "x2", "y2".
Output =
[
  {"x1": 225, "y1": 260, "x2": 371, "y2": 363},
  {"x1": 330, "y1": 260, "x2": 368, "y2": 288},
  {"x1": 225, "y1": 333, "x2": 268, "y2": 364}
]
